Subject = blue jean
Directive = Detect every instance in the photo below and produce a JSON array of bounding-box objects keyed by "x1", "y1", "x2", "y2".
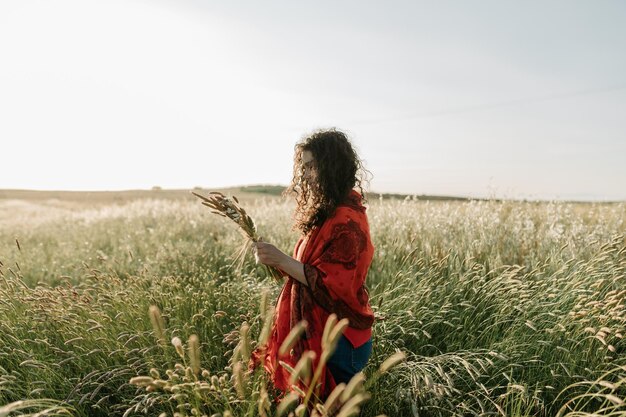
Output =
[{"x1": 327, "y1": 335, "x2": 373, "y2": 384}]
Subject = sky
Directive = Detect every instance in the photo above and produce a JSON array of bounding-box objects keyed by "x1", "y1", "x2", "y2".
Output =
[{"x1": 0, "y1": 0, "x2": 625, "y2": 201}]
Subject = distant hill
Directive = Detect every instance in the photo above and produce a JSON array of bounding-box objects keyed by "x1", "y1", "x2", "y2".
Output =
[
  {"x1": 0, "y1": 185, "x2": 473, "y2": 203},
  {"x1": 1, "y1": 186, "x2": 618, "y2": 204},
  {"x1": 238, "y1": 185, "x2": 286, "y2": 196},
  {"x1": 0, "y1": 184, "x2": 471, "y2": 202},
  {"x1": 237, "y1": 185, "x2": 472, "y2": 201}
]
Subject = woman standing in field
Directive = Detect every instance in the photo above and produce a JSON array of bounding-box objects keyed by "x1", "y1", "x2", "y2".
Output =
[{"x1": 251, "y1": 128, "x2": 376, "y2": 400}]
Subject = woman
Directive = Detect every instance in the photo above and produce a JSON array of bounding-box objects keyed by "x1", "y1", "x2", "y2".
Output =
[{"x1": 251, "y1": 128, "x2": 375, "y2": 400}]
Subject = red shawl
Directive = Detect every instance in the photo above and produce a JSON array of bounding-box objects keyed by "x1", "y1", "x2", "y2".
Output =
[{"x1": 250, "y1": 189, "x2": 375, "y2": 401}]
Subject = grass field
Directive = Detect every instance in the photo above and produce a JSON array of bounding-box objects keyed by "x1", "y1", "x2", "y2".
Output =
[{"x1": 0, "y1": 189, "x2": 624, "y2": 416}]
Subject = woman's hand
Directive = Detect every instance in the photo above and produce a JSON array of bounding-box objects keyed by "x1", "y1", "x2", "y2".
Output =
[
  {"x1": 253, "y1": 239, "x2": 287, "y2": 269},
  {"x1": 253, "y1": 238, "x2": 308, "y2": 286}
]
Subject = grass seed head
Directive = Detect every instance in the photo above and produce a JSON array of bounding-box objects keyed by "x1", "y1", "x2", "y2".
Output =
[
  {"x1": 289, "y1": 351, "x2": 316, "y2": 386},
  {"x1": 239, "y1": 322, "x2": 251, "y2": 362},
  {"x1": 279, "y1": 320, "x2": 308, "y2": 357},
  {"x1": 323, "y1": 382, "x2": 347, "y2": 415},
  {"x1": 233, "y1": 361, "x2": 246, "y2": 399},
  {"x1": 341, "y1": 372, "x2": 366, "y2": 402},
  {"x1": 188, "y1": 334, "x2": 200, "y2": 375},
  {"x1": 276, "y1": 392, "x2": 299, "y2": 417},
  {"x1": 171, "y1": 337, "x2": 184, "y2": 359},
  {"x1": 322, "y1": 314, "x2": 338, "y2": 347},
  {"x1": 325, "y1": 318, "x2": 349, "y2": 354},
  {"x1": 149, "y1": 306, "x2": 166, "y2": 345},
  {"x1": 378, "y1": 351, "x2": 406, "y2": 374},
  {"x1": 130, "y1": 376, "x2": 154, "y2": 387},
  {"x1": 335, "y1": 392, "x2": 371, "y2": 417}
]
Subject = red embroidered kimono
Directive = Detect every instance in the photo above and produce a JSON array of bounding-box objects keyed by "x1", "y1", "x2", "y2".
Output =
[{"x1": 250, "y1": 189, "x2": 375, "y2": 400}]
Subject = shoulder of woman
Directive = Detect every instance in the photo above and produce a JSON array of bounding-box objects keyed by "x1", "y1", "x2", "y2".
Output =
[
  {"x1": 334, "y1": 204, "x2": 364, "y2": 217},
  {"x1": 329, "y1": 205, "x2": 369, "y2": 228}
]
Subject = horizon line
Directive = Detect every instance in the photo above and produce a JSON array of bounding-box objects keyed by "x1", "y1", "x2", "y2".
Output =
[{"x1": 0, "y1": 185, "x2": 624, "y2": 204}]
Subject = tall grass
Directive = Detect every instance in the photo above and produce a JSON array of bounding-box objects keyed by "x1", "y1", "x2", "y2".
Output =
[{"x1": 0, "y1": 195, "x2": 624, "y2": 416}]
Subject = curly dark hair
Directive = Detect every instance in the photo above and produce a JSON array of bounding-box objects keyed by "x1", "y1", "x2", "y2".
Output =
[{"x1": 284, "y1": 128, "x2": 371, "y2": 235}]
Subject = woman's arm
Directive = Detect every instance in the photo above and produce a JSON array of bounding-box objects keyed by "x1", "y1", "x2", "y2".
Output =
[{"x1": 253, "y1": 241, "x2": 308, "y2": 286}]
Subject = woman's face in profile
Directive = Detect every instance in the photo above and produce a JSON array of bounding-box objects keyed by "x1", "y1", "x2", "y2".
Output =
[{"x1": 302, "y1": 150, "x2": 318, "y2": 184}]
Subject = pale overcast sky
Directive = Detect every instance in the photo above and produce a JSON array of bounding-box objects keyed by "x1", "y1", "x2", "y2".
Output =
[{"x1": 1, "y1": 0, "x2": 625, "y2": 201}]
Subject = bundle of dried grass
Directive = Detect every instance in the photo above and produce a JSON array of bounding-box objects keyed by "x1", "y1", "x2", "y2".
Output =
[{"x1": 192, "y1": 191, "x2": 283, "y2": 281}]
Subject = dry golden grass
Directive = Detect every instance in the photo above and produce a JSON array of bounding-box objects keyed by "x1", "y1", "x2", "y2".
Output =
[{"x1": 0, "y1": 191, "x2": 624, "y2": 416}]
